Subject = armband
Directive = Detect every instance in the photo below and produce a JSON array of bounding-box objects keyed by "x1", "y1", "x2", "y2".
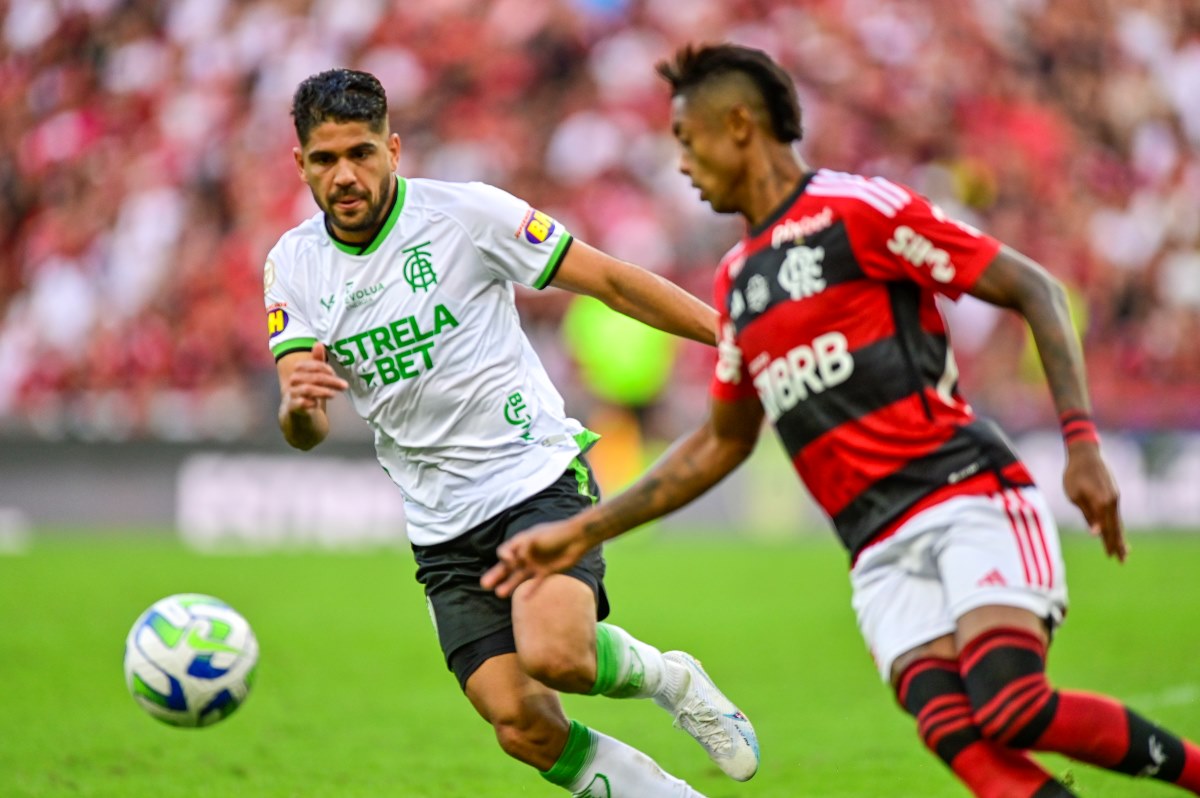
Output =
[{"x1": 1060, "y1": 409, "x2": 1100, "y2": 446}]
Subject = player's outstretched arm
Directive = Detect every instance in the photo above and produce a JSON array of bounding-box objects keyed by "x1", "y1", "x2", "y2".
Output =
[
  {"x1": 277, "y1": 343, "x2": 348, "y2": 451},
  {"x1": 549, "y1": 239, "x2": 718, "y2": 345},
  {"x1": 968, "y1": 245, "x2": 1126, "y2": 562},
  {"x1": 482, "y1": 395, "x2": 764, "y2": 597}
]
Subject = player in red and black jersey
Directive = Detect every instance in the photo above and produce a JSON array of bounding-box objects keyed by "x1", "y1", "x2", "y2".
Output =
[
  {"x1": 484, "y1": 43, "x2": 1200, "y2": 797},
  {"x1": 712, "y1": 166, "x2": 1037, "y2": 560}
]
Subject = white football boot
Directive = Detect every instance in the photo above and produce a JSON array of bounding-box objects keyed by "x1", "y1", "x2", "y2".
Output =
[{"x1": 655, "y1": 651, "x2": 760, "y2": 781}]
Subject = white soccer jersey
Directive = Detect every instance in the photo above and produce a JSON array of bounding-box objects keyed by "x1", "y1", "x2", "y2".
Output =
[{"x1": 263, "y1": 176, "x2": 593, "y2": 545}]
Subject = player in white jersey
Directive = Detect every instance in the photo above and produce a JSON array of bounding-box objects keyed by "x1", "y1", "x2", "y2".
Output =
[{"x1": 266, "y1": 69, "x2": 759, "y2": 796}]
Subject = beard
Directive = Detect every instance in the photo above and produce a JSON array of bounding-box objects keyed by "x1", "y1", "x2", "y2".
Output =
[{"x1": 323, "y1": 171, "x2": 394, "y2": 234}]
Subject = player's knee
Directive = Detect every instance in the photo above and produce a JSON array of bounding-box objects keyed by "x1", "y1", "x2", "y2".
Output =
[
  {"x1": 517, "y1": 642, "x2": 594, "y2": 693},
  {"x1": 960, "y1": 627, "x2": 1057, "y2": 748},
  {"x1": 490, "y1": 709, "x2": 566, "y2": 770}
]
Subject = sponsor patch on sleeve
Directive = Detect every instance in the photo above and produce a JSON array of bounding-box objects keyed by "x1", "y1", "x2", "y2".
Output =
[
  {"x1": 267, "y1": 307, "x2": 289, "y2": 338},
  {"x1": 516, "y1": 208, "x2": 557, "y2": 245}
]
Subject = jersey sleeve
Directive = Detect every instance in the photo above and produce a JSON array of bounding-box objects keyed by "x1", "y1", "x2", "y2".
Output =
[
  {"x1": 456, "y1": 182, "x2": 574, "y2": 290},
  {"x1": 709, "y1": 261, "x2": 756, "y2": 402},
  {"x1": 263, "y1": 246, "x2": 318, "y2": 360},
  {"x1": 842, "y1": 178, "x2": 1001, "y2": 300}
]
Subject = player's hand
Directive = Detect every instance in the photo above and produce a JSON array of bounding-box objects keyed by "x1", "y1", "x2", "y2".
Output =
[
  {"x1": 481, "y1": 520, "x2": 593, "y2": 599},
  {"x1": 1063, "y1": 442, "x2": 1126, "y2": 562},
  {"x1": 283, "y1": 343, "x2": 348, "y2": 415}
]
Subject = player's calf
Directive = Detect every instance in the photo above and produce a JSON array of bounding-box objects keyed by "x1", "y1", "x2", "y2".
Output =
[
  {"x1": 898, "y1": 657, "x2": 983, "y2": 765},
  {"x1": 897, "y1": 656, "x2": 1075, "y2": 798},
  {"x1": 961, "y1": 627, "x2": 1200, "y2": 793},
  {"x1": 517, "y1": 621, "x2": 680, "y2": 697},
  {"x1": 517, "y1": 635, "x2": 597, "y2": 694},
  {"x1": 490, "y1": 702, "x2": 571, "y2": 770}
]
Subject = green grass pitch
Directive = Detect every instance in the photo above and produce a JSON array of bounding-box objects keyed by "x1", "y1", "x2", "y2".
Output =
[{"x1": 1, "y1": 531, "x2": 1198, "y2": 797}]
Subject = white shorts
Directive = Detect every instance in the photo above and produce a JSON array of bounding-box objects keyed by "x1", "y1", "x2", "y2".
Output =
[{"x1": 850, "y1": 486, "x2": 1068, "y2": 682}]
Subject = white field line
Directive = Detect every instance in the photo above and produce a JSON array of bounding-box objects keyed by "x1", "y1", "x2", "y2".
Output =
[{"x1": 1123, "y1": 684, "x2": 1200, "y2": 711}]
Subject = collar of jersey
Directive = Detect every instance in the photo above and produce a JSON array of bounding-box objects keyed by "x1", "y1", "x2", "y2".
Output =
[
  {"x1": 747, "y1": 171, "x2": 816, "y2": 239},
  {"x1": 325, "y1": 175, "x2": 407, "y2": 256}
]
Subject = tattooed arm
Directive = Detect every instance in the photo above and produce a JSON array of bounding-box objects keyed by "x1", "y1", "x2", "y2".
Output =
[
  {"x1": 482, "y1": 395, "x2": 765, "y2": 597},
  {"x1": 969, "y1": 246, "x2": 1094, "y2": 416},
  {"x1": 969, "y1": 245, "x2": 1126, "y2": 561}
]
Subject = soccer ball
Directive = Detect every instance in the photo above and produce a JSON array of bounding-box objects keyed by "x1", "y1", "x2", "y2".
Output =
[{"x1": 123, "y1": 593, "x2": 259, "y2": 727}]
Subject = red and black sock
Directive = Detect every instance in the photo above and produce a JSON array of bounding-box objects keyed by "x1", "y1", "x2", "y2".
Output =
[
  {"x1": 961, "y1": 627, "x2": 1200, "y2": 793},
  {"x1": 898, "y1": 657, "x2": 1074, "y2": 798}
]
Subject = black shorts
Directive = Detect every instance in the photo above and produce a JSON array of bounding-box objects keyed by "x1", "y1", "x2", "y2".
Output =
[{"x1": 412, "y1": 458, "x2": 610, "y2": 690}]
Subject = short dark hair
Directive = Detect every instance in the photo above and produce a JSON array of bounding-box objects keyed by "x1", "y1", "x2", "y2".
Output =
[
  {"x1": 291, "y1": 69, "x2": 389, "y2": 145},
  {"x1": 656, "y1": 43, "x2": 803, "y2": 143}
]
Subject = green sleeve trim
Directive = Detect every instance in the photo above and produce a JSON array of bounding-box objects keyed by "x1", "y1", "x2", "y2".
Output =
[
  {"x1": 540, "y1": 720, "x2": 597, "y2": 786},
  {"x1": 533, "y1": 232, "x2": 574, "y2": 289},
  {"x1": 272, "y1": 337, "x2": 317, "y2": 359}
]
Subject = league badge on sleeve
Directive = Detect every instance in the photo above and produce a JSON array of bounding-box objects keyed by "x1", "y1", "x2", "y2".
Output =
[
  {"x1": 517, "y1": 209, "x2": 556, "y2": 245},
  {"x1": 267, "y1": 304, "x2": 289, "y2": 338},
  {"x1": 263, "y1": 259, "x2": 276, "y2": 294}
]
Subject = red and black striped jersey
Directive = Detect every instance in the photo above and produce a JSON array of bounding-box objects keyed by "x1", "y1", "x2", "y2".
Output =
[{"x1": 711, "y1": 169, "x2": 1034, "y2": 558}]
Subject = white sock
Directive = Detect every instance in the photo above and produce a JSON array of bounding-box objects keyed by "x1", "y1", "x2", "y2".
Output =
[
  {"x1": 541, "y1": 720, "x2": 708, "y2": 798},
  {"x1": 590, "y1": 623, "x2": 686, "y2": 705},
  {"x1": 653, "y1": 657, "x2": 689, "y2": 710}
]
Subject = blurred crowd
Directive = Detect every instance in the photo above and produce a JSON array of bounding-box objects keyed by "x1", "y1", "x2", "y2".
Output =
[{"x1": 0, "y1": 0, "x2": 1197, "y2": 442}]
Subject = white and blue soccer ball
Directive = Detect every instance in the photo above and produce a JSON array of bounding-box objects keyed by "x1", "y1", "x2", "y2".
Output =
[{"x1": 124, "y1": 593, "x2": 259, "y2": 727}]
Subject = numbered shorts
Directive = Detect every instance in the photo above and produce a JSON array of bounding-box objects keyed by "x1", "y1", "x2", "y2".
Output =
[
  {"x1": 850, "y1": 486, "x2": 1068, "y2": 682},
  {"x1": 412, "y1": 459, "x2": 610, "y2": 690}
]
